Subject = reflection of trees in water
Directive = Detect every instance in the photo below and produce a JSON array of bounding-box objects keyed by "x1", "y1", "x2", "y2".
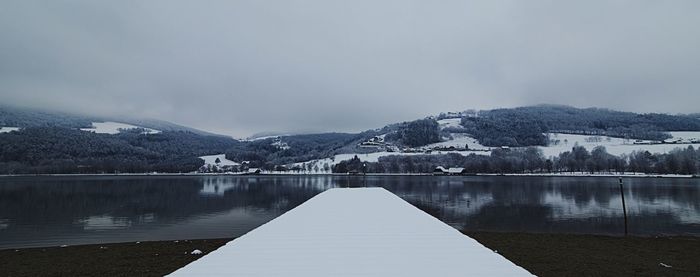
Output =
[
  {"x1": 0, "y1": 176, "x2": 697, "y2": 238},
  {"x1": 363, "y1": 176, "x2": 700, "y2": 236},
  {"x1": 0, "y1": 176, "x2": 330, "y2": 233},
  {"x1": 626, "y1": 178, "x2": 700, "y2": 211}
]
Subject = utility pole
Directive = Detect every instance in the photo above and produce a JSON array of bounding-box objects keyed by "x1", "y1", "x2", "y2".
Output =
[{"x1": 619, "y1": 177, "x2": 628, "y2": 236}]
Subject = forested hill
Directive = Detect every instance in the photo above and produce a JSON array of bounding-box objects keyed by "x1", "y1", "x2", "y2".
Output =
[
  {"x1": 460, "y1": 105, "x2": 700, "y2": 147},
  {"x1": 0, "y1": 106, "x2": 240, "y2": 174},
  {"x1": 0, "y1": 127, "x2": 240, "y2": 174},
  {"x1": 0, "y1": 105, "x2": 222, "y2": 137},
  {"x1": 1, "y1": 104, "x2": 699, "y2": 174}
]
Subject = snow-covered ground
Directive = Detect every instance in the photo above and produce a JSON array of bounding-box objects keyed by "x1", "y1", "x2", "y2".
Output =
[
  {"x1": 289, "y1": 131, "x2": 700, "y2": 173},
  {"x1": 423, "y1": 133, "x2": 487, "y2": 150},
  {"x1": 242, "y1": 134, "x2": 292, "y2": 141},
  {"x1": 668, "y1": 131, "x2": 700, "y2": 141},
  {"x1": 539, "y1": 132, "x2": 700, "y2": 158},
  {"x1": 0, "y1": 127, "x2": 20, "y2": 133},
  {"x1": 169, "y1": 188, "x2": 532, "y2": 276},
  {"x1": 199, "y1": 154, "x2": 240, "y2": 167},
  {"x1": 437, "y1": 118, "x2": 462, "y2": 129},
  {"x1": 271, "y1": 139, "x2": 290, "y2": 150},
  {"x1": 80, "y1": 122, "x2": 161, "y2": 135},
  {"x1": 291, "y1": 132, "x2": 491, "y2": 172},
  {"x1": 292, "y1": 150, "x2": 491, "y2": 173}
]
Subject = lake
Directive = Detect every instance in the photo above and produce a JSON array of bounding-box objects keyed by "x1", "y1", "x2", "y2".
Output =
[{"x1": 0, "y1": 175, "x2": 698, "y2": 249}]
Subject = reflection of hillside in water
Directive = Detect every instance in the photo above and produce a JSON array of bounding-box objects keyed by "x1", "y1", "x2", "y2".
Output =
[
  {"x1": 367, "y1": 176, "x2": 700, "y2": 236},
  {"x1": 0, "y1": 176, "x2": 331, "y2": 238},
  {"x1": 0, "y1": 175, "x2": 698, "y2": 248}
]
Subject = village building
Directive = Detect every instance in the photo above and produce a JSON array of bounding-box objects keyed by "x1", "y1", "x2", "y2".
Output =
[{"x1": 247, "y1": 168, "x2": 262, "y2": 175}]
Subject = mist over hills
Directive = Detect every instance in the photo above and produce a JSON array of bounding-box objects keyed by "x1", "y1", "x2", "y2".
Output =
[{"x1": 0, "y1": 105, "x2": 223, "y2": 137}]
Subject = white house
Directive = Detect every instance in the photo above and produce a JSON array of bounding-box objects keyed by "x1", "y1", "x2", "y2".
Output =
[{"x1": 247, "y1": 168, "x2": 262, "y2": 175}]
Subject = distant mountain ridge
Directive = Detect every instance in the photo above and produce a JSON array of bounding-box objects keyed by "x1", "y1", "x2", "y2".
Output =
[{"x1": 0, "y1": 105, "x2": 225, "y2": 137}]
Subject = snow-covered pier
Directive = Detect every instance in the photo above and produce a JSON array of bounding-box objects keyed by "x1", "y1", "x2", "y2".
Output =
[{"x1": 169, "y1": 188, "x2": 532, "y2": 276}]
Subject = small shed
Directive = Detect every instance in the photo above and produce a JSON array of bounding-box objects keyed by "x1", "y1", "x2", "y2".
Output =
[{"x1": 247, "y1": 168, "x2": 262, "y2": 175}]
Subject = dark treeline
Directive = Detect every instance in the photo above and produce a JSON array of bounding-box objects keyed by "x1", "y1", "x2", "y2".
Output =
[
  {"x1": 461, "y1": 105, "x2": 700, "y2": 147},
  {"x1": 0, "y1": 127, "x2": 239, "y2": 174},
  {"x1": 333, "y1": 145, "x2": 700, "y2": 175},
  {"x1": 384, "y1": 118, "x2": 440, "y2": 147},
  {"x1": 0, "y1": 105, "x2": 94, "y2": 128}
]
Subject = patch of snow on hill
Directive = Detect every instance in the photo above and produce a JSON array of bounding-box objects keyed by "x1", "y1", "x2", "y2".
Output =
[
  {"x1": 0, "y1": 127, "x2": 20, "y2": 133},
  {"x1": 81, "y1": 122, "x2": 161, "y2": 135},
  {"x1": 437, "y1": 118, "x2": 462, "y2": 129},
  {"x1": 199, "y1": 154, "x2": 240, "y2": 166},
  {"x1": 271, "y1": 138, "x2": 290, "y2": 150},
  {"x1": 539, "y1": 132, "x2": 700, "y2": 158},
  {"x1": 423, "y1": 133, "x2": 487, "y2": 150}
]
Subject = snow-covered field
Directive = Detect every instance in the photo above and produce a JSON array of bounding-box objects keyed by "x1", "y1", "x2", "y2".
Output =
[
  {"x1": 242, "y1": 134, "x2": 293, "y2": 141},
  {"x1": 80, "y1": 122, "x2": 161, "y2": 135},
  {"x1": 437, "y1": 118, "x2": 462, "y2": 129},
  {"x1": 668, "y1": 131, "x2": 700, "y2": 141},
  {"x1": 539, "y1": 132, "x2": 700, "y2": 158},
  {"x1": 292, "y1": 150, "x2": 490, "y2": 173},
  {"x1": 423, "y1": 133, "x2": 487, "y2": 150},
  {"x1": 0, "y1": 127, "x2": 20, "y2": 133},
  {"x1": 169, "y1": 188, "x2": 532, "y2": 276},
  {"x1": 289, "y1": 131, "x2": 700, "y2": 173},
  {"x1": 199, "y1": 154, "x2": 239, "y2": 167}
]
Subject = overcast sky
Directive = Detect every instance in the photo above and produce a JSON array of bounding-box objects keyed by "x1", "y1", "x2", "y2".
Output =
[{"x1": 1, "y1": 1, "x2": 699, "y2": 137}]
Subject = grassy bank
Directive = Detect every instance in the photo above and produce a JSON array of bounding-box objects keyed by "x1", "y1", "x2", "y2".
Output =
[
  {"x1": 2, "y1": 233, "x2": 699, "y2": 276},
  {"x1": 465, "y1": 232, "x2": 700, "y2": 276},
  {"x1": 0, "y1": 238, "x2": 231, "y2": 277}
]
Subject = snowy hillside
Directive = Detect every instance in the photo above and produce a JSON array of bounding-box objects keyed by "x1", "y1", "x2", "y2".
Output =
[
  {"x1": 539, "y1": 132, "x2": 700, "y2": 158},
  {"x1": 291, "y1": 150, "x2": 490, "y2": 173},
  {"x1": 288, "y1": 131, "x2": 700, "y2": 173},
  {"x1": 437, "y1": 118, "x2": 462, "y2": 129},
  {"x1": 422, "y1": 133, "x2": 487, "y2": 150},
  {"x1": 80, "y1": 122, "x2": 161, "y2": 135},
  {"x1": 199, "y1": 154, "x2": 240, "y2": 167}
]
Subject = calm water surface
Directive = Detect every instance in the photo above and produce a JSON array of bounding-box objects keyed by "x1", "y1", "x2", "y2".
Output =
[{"x1": 0, "y1": 175, "x2": 698, "y2": 249}]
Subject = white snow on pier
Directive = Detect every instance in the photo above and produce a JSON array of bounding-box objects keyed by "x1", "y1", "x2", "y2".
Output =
[{"x1": 169, "y1": 188, "x2": 532, "y2": 276}]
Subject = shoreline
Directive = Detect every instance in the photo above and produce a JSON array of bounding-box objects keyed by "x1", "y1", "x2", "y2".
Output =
[
  {"x1": 2, "y1": 232, "x2": 699, "y2": 276},
  {"x1": 1, "y1": 172, "x2": 698, "y2": 178}
]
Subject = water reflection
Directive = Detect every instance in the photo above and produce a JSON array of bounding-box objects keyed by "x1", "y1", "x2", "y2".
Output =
[
  {"x1": 369, "y1": 176, "x2": 700, "y2": 236},
  {"x1": 0, "y1": 176, "x2": 334, "y2": 249},
  {"x1": 0, "y1": 175, "x2": 698, "y2": 249}
]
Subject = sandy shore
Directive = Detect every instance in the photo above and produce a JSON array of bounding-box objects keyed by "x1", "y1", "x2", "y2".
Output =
[{"x1": 2, "y1": 233, "x2": 699, "y2": 276}]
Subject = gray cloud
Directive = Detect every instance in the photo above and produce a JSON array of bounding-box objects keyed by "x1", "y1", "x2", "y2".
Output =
[{"x1": 1, "y1": 0, "x2": 699, "y2": 137}]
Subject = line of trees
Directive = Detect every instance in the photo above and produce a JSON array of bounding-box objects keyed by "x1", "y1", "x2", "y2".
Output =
[
  {"x1": 460, "y1": 105, "x2": 700, "y2": 147},
  {"x1": 333, "y1": 145, "x2": 700, "y2": 175},
  {"x1": 0, "y1": 127, "x2": 239, "y2": 174},
  {"x1": 384, "y1": 118, "x2": 441, "y2": 147}
]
